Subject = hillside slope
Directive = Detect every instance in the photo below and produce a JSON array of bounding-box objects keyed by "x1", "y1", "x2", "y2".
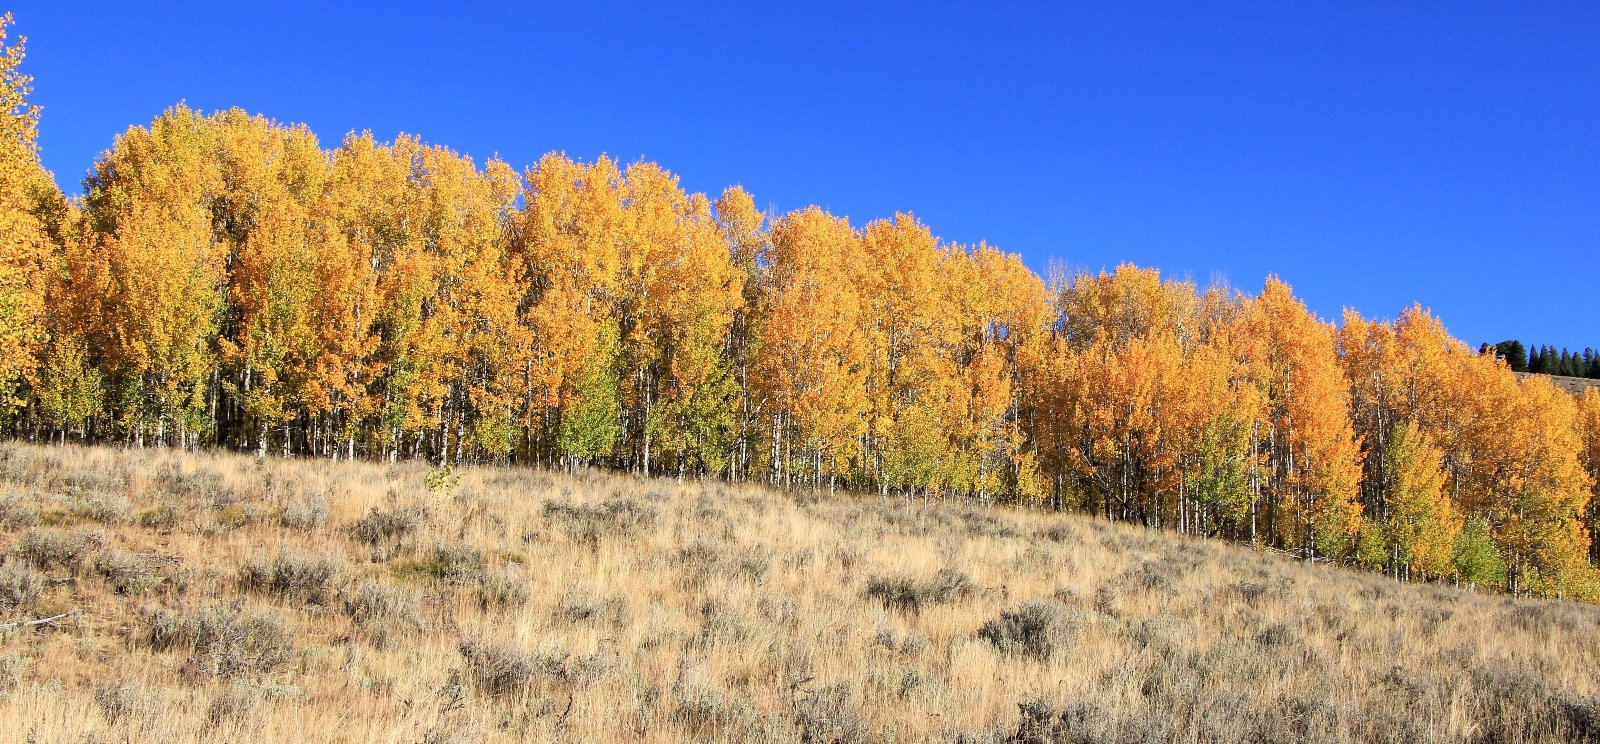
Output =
[
  {"x1": 1516, "y1": 371, "x2": 1600, "y2": 397},
  {"x1": 0, "y1": 442, "x2": 1595, "y2": 743}
]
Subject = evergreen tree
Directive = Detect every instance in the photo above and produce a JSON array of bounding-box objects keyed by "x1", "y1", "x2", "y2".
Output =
[{"x1": 1493, "y1": 340, "x2": 1527, "y2": 372}]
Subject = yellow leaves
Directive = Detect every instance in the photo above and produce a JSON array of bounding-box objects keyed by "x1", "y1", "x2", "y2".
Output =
[
  {"x1": 1582, "y1": 388, "x2": 1600, "y2": 489},
  {"x1": 1337, "y1": 299, "x2": 1598, "y2": 594},
  {"x1": 0, "y1": 12, "x2": 50, "y2": 409},
  {"x1": 755, "y1": 207, "x2": 868, "y2": 458},
  {"x1": 80, "y1": 105, "x2": 228, "y2": 398},
  {"x1": 1246, "y1": 278, "x2": 1362, "y2": 553},
  {"x1": 1383, "y1": 421, "x2": 1459, "y2": 578},
  {"x1": 714, "y1": 185, "x2": 763, "y2": 270},
  {"x1": 5, "y1": 73, "x2": 1597, "y2": 596},
  {"x1": 1057, "y1": 263, "x2": 1196, "y2": 350}
]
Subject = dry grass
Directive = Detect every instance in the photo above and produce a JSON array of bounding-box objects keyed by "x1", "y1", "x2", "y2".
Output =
[{"x1": 0, "y1": 441, "x2": 1595, "y2": 743}]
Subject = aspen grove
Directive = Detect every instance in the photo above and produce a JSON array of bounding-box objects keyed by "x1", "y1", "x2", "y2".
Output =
[{"x1": 0, "y1": 21, "x2": 1595, "y2": 598}]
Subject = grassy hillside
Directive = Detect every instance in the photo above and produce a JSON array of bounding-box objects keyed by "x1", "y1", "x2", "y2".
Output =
[
  {"x1": 1515, "y1": 371, "x2": 1600, "y2": 397},
  {"x1": 0, "y1": 443, "x2": 1595, "y2": 743}
]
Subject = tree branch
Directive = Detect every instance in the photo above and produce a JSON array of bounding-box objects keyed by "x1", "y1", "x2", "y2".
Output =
[{"x1": 0, "y1": 612, "x2": 73, "y2": 630}]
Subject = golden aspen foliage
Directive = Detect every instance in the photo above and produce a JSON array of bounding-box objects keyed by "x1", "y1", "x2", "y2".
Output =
[
  {"x1": 1580, "y1": 388, "x2": 1600, "y2": 566},
  {"x1": 1492, "y1": 375, "x2": 1594, "y2": 596},
  {"x1": 78, "y1": 105, "x2": 227, "y2": 444},
  {"x1": 860, "y1": 214, "x2": 964, "y2": 495},
  {"x1": 515, "y1": 153, "x2": 626, "y2": 464},
  {"x1": 1247, "y1": 277, "x2": 1362, "y2": 558},
  {"x1": 617, "y1": 164, "x2": 742, "y2": 476},
  {"x1": 965, "y1": 245, "x2": 1052, "y2": 499},
  {"x1": 0, "y1": 14, "x2": 53, "y2": 415},
  {"x1": 297, "y1": 136, "x2": 389, "y2": 458},
  {"x1": 1377, "y1": 421, "x2": 1460, "y2": 578},
  {"x1": 712, "y1": 185, "x2": 767, "y2": 481},
  {"x1": 210, "y1": 111, "x2": 328, "y2": 455},
  {"x1": 753, "y1": 207, "x2": 869, "y2": 485},
  {"x1": 0, "y1": 60, "x2": 1594, "y2": 599}
]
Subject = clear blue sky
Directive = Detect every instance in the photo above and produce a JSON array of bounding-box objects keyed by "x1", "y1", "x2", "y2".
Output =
[{"x1": 13, "y1": 2, "x2": 1600, "y2": 350}]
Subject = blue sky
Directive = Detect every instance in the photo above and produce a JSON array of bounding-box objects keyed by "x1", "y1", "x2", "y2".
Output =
[{"x1": 13, "y1": 2, "x2": 1600, "y2": 350}]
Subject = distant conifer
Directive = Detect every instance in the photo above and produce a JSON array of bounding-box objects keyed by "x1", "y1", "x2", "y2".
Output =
[{"x1": 1492, "y1": 340, "x2": 1528, "y2": 372}]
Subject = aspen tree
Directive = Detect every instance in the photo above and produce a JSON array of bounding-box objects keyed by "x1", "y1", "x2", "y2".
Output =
[
  {"x1": 1248, "y1": 278, "x2": 1362, "y2": 559},
  {"x1": 0, "y1": 14, "x2": 52, "y2": 417},
  {"x1": 1, "y1": 83, "x2": 1595, "y2": 597},
  {"x1": 753, "y1": 207, "x2": 868, "y2": 487},
  {"x1": 79, "y1": 105, "x2": 225, "y2": 446}
]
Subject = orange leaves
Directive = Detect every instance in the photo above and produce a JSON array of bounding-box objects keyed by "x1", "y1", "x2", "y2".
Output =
[
  {"x1": 1337, "y1": 301, "x2": 1598, "y2": 594},
  {"x1": 9, "y1": 88, "x2": 1600, "y2": 597},
  {"x1": 76, "y1": 105, "x2": 229, "y2": 434},
  {"x1": 0, "y1": 13, "x2": 51, "y2": 410},
  {"x1": 754, "y1": 207, "x2": 868, "y2": 458},
  {"x1": 1248, "y1": 277, "x2": 1363, "y2": 553}
]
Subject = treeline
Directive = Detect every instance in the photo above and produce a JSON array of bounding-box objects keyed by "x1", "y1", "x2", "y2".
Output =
[
  {"x1": 1483, "y1": 340, "x2": 1600, "y2": 379},
  {"x1": 0, "y1": 20, "x2": 1596, "y2": 598}
]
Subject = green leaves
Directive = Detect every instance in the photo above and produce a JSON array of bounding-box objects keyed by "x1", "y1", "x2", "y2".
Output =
[{"x1": 556, "y1": 323, "x2": 620, "y2": 463}]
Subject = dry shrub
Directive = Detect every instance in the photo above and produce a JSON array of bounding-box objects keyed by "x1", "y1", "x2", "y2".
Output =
[
  {"x1": 76, "y1": 492, "x2": 131, "y2": 526},
  {"x1": 0, "y1": 652, "x2": 24, "y2": 691},
  {"x1": 280, "y1": 494, "x2": 329, "y2": 531},
  {"x1": 351, "y1": 505, "x2": 428, "y2": 546},
  {"x1": 206, "y1": 682, "x2": 260, "y2": 727},
  {"x1": 794, "y1": 683, "x2": 868, "y2": 744},
  {"x1": 155, "y1": 462, "x2": 233, "y2": 506},
  {"x1": 239, "y1": 548, "x2": 344, "y2": 604},
  {"x1": 957, "y1": 509, "x2": 1019, "y2": 539},
  {"x1": 1010, "y1": 696, "x2": 1114, "y2": 744},
  {"x1": 137, "y1": 502, "x2": 186, "y2": 532},
  {"x1": 1123, "y1": 560, "x2": 1177, "y2": 593},
  {"x1": 13, "y1": 528, "x2": 105, "y2": 570},
  {"x1": 865, "y1": 568, "x2": 976, "y2": 614},
  {"x1": 430, "y1": 541, "x2": 483, "y2": 582},
  {"x1": 864, "y1": 575, "x2": 919, "y2": 613},
  {"x1": 0, "y1": 494, "x2": 38, "y2": 530},
  {"x1": 0, "y1": 562, "x2": 45, "y2": 614},
  {"x1": 458, "y1": 638, "x2": 534, "y2": 695},
  {"x1": 557, "y1": 585, "x2": 628, "y2": 627},
  {"x1": 697, "y1": 600, "x2": 750, "y2": 643},
  {"x1": 566, "y1": 651, "x2": 614, "y2": 688},
  {"x1": 672, "y1": 667, "x2": 759, "y2": 739},
  {"x1": 543, "y1": 498, "x2": 657, "y2": 543},
  {"x1": 979, "y1": 599, "x2": 1083, "y2": 661},
  {"x1": 93, "y1": 681, "x2": 153, "y2": 726},
  {"x1": 674, "y1": 538, "x2": 726, "y2": 587},
  {"x1": 1038, "y1": 523, "x2": 1079, "y2": 544},
  {"x1": 343, "y1": 580, "x2": 422, "y2": 643},
  {"x1": 93, "y1": 549, "x2": 170, "y2": 595},
  {"x1": 735, "y1": 543, "x2": 774, "y2": 584},
  {"x1": 480, "y1": 565, "x2": 531, "y2": 611},
  {"x1": 874, "y1": 626, "x2": 930, "y2": 658},
  {"x1": 756, "y1": 588, "x2": 800, "y2": 627},
  {"x1": 145, "y1": 601, "x2": 295, "y2": 677}
]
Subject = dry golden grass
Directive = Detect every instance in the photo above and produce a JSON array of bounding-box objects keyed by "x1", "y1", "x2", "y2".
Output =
[{"x1": 0, "y1": 441, "x2": 1595, "y2": 743}]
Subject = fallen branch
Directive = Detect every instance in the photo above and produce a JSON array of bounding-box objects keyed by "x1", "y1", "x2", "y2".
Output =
[{"x1": 0, "y1": 612, "x2": 73, "y2": 631}]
